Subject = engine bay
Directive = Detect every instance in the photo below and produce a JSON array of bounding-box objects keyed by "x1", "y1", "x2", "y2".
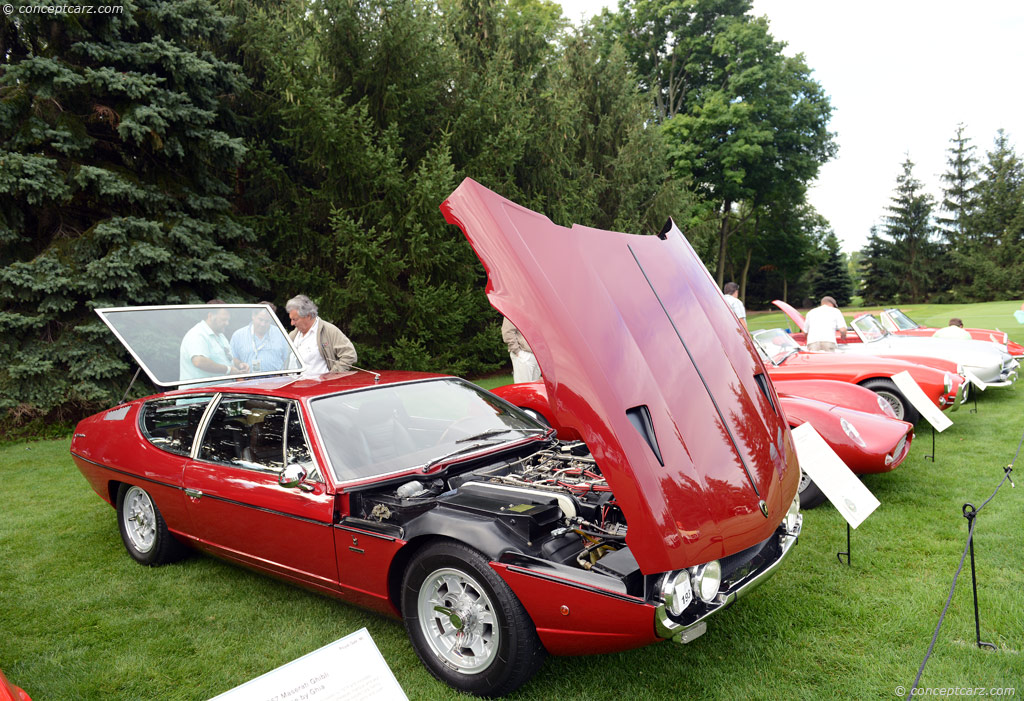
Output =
[{"x1": 348, "y1": 440, "x2": 635, "y2": 579}]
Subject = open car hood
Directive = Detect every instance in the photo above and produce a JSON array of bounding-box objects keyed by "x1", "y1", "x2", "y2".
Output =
[
  {"x1": 442, "y1": 179, "x2": 798, "y2": 574},
  {"x1": 773, "y1": 299, "x2": 807, "y2": 332}
]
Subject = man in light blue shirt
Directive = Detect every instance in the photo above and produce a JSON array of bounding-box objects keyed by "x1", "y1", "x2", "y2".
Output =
[
  {"x1": 230, "y1": 303, "x2": 290, "y2": 372},
  {"x1": 179, "y1": 303, "x2": 249, "y2": 382}
]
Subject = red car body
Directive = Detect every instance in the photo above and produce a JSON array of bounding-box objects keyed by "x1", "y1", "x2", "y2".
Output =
[
  {"x1": 70, "y1": 180, "x2": 802, "y2": 697},
  {"x1": 751, "y1": 327, "x2": 962, "y2": 424},
  {"x1": 0, "y1": 669, "x2": 30, "y2": 701}
]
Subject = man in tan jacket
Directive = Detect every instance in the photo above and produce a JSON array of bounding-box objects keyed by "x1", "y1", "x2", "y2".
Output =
[
  {"x1": 286, "y1": 294, "x2": 357, "y2": 374},
  {"x1": 502, "y1": 317, "x2": 541, "y2": 383}
]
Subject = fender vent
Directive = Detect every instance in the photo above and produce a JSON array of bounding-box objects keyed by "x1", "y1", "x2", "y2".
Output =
[
  {"x1": 626, "y1": 405, "x2": 664, "y2": 466},
  {"x1": 753, "y1": 372, "x2": 777, "y2": 415}
]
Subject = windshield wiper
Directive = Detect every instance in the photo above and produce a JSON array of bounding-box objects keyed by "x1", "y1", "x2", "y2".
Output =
[
  {"x1": 455, "y1": 427, "x2": 548, "y2": 443},
  {"x1": 421, "y1": 441, "x2": 503, "y2": 473}
]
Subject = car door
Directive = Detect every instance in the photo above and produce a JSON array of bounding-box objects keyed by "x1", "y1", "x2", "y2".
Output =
[{"x1": 183, "y1": 394, "x2": 339, "y2": 589}]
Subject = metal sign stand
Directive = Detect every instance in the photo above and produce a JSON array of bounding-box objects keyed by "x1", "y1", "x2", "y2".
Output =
[
  {"x1": 923, "y1": 424, "x2": 937, "y2": 462},
  {"x1": 837, "y1": 523, "x2": 852, "y2": 566},
  {"x1": 961, "y1": 502, "x2": 996, "y2": 650}
]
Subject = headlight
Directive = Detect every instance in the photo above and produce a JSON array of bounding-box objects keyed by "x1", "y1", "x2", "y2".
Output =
[
  {"x1": 877, "y1": 394, "x2": 897, "y2": 418},
  {"x1": 840, "y1": 417, "x2": 867, "y2": 447},
  {"x1": 689, "y1": 560, "x2": 722, "y2": 603},
  {"x1": 659, "y1": 570, "x2": 693, "y2": 616}
]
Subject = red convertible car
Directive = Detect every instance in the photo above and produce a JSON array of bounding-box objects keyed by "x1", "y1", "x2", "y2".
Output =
[
  {"x1": 494, "y1": 380, "x2": 912, "y2": 509},
  {"x1": 877, "y1": 308, "x2": 1024, "y2": 358},
  {"x1": 751, "y1": 328, "x2": 963, "y2": 425},
  {"x1": 71, "y1": 180, "x2": 801, "y2": 697}
]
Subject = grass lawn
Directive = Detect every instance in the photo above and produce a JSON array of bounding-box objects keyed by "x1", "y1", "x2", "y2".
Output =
[{"x1": 2, "y1": 305, "x2": 1023, "y2": 699}]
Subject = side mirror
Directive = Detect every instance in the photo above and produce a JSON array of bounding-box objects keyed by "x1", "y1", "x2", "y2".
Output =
[{"x1": 279, "y1": 463, "x2": 314, "y2": 492}]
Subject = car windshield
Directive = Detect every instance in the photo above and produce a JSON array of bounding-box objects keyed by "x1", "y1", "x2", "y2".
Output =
[
  {"x1": 96, "y1": 305, "x2": 302, "y2": 386},
  {"x1": 883, "y1": 309, "x2": 919, "y2": 331},
  {"x1": 310, "y1": 378, "x2": 547, "y2": 483},
  {"x1": 852, "y1": 315, "x2": 889, "y2": 343},
  {"x1": 751, "y1": 328, "x2": 801, "y2": 364}
]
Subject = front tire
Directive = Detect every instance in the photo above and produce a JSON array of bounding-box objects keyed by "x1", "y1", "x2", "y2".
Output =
[
  {"x1": 401, "y1": 541, "x2": 545, "y2": 697},
  {"x1": 861, "y1": 378, "x2": 920, "y2": 425},
  {"x1": 116, "y1": 484, "x2": 185, "y2": 566}
]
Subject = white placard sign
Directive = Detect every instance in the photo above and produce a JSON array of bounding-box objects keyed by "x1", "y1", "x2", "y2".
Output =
[
  {"x1": 890, "y1": 370, "x2": 952, "y2": 431},
  {"x1": 791, "y1": 423, "x2": 880, "y2": 529},
  {"x1": 962, "y1": 367, "x2": 988, "y2": 391},
  {"x1": 209, "y1": 628, "x2": 408, "y2": 701}
]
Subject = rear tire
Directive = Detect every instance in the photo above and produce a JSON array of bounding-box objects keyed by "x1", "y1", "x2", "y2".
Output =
[
  {"x1": 401, "y1": 540, "x2": 545, "y2": 697},
  {"x1": 798, "y1": 470, "x2": 828, "y2": 509},
  {"x1": 116, "y1": 484, "x2": 185, "y2": 566},
  {"x1": 861, "y1": 378, "x2": 919, "y2": 425}
]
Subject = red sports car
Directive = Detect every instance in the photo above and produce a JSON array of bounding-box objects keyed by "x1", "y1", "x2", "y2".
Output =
[
  {"x1": 877, "y1": 308, "x2": 1024, "y2": 358},
  {"x1": 751, "y1": 327, "x2": 963, "y2": 425},
  {"x1": 70, "y1": 180, "x2": 801, "y2": 697},
  {"x1": 493, "y1": 379, "x2": 913, "y2": 509}
]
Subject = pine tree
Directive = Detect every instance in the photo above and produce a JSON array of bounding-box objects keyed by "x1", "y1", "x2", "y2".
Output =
[
  {"x1": 878, "y1": 157, "x2": 941, "y2": 303},
  {"x1": 937, "y1": 123, "x2": 978, "y2": 248},
  {"x1": 811, "y1": 233, "x2": 852, "y2": 306},
  {"x1": 955, "y1": 130, "x2": 1024, "y2": 299},
  {"x1": 859, "y1": 227, "x2": 900, "y2": 305},
  {"x1": 0, "y1": 1, "x2": 256, "y2": 425}
]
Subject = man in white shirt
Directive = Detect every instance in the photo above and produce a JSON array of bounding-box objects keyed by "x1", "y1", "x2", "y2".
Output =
[
  {"x1": 932, "y1": 318, "x2": 972, "y2": 340},
  {"x1": 804, "y1": 296, "x2": 847, "y2": 351},
  {"x1": 286, "y1": 294, "x2": 357, "y2": 375},
  {"x1": 722, "y1": 282, "x2": 746, "y2": 329},
  {"x1": 179, "y1": 301, "x2": 249, "y2": 381}
]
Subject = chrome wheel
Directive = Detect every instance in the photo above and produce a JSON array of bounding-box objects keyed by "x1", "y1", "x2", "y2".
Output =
[
  {"x1": 798, "y1": 470, "x2": 812, "y2": 493},
  {"x1": 122, "y1": 485, "x2": 157, "y2": 554},
  {"x1": 874, "y1": 390, "x2": 905, "y2": 419},
  {"x1": 417, "y1": 567, "x2": 498, "y2": 675}
]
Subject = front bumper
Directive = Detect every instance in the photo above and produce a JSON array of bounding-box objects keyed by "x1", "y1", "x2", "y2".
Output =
[{"x1": 654, "y1": 514, "x2": 802, "y2": 643}]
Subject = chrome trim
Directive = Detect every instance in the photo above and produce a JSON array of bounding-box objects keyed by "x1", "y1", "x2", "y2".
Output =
[{"x1": 654, "y1": 517, "x2": 802, "y2": 642}]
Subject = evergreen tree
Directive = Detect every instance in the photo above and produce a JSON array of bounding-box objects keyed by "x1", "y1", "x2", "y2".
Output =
[
  {"x1": 955, "y1": 130, "x2": 1024, "y2": 299},
  {"x1": 811, "y1": 233, "x2": 852, "y2": 306},
  {"x1": 877, "y1": 157, "x2": 941, "y2": 303},
  {"x1": 226, "y1": 0, "x2": 695, "y2": 375},
  {"x1": 938, "y1": 123, "x2": 978, "y2": 247},
  {"x1": 859, "y1": 226, "x2": 900, "y2": 305},
  {"x1": 0, "y1": 1, "x2": 256, "y2": 425}
]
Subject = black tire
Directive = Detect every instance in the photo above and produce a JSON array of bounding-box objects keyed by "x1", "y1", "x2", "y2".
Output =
[
  {"x1": 861, "y1": 378, "x2": 920, "y2": 425},
  {"x1": 116, "y1": 483, "x2": 185, "y2": 566},
  {"x1": 401, "y1": 540, "x2": 546, "y2": 697},
  {"x1": 798, "y1": 470, "x2": 828, "y2": 509}
]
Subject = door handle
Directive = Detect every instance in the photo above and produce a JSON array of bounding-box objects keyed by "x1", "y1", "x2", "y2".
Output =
[{"x1": 185, "y1": 488, "x2": 202, "y2": 500}]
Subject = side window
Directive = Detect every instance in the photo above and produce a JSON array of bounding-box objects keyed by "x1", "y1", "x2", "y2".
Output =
[
  {"x1": 199, "y1": 396, "x2": 289, "y2": 473},
  {"x1": 140, "y1": 396, "x2": 214, "y2": 457}
]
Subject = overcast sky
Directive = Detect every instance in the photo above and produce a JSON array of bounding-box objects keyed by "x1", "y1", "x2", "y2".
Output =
[{"x1": 557, "y1": 0, "x2": 1024, "y2": 253}]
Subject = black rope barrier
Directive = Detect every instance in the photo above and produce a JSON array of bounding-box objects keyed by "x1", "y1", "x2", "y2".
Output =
[{"x1": 906, "y1": 463, "x2": 1015, "y2": 700}]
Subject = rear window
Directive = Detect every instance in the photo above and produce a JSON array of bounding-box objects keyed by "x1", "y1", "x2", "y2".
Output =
[{"x1": 140, "y1": 396, "x2": 214, "y2": 456}]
